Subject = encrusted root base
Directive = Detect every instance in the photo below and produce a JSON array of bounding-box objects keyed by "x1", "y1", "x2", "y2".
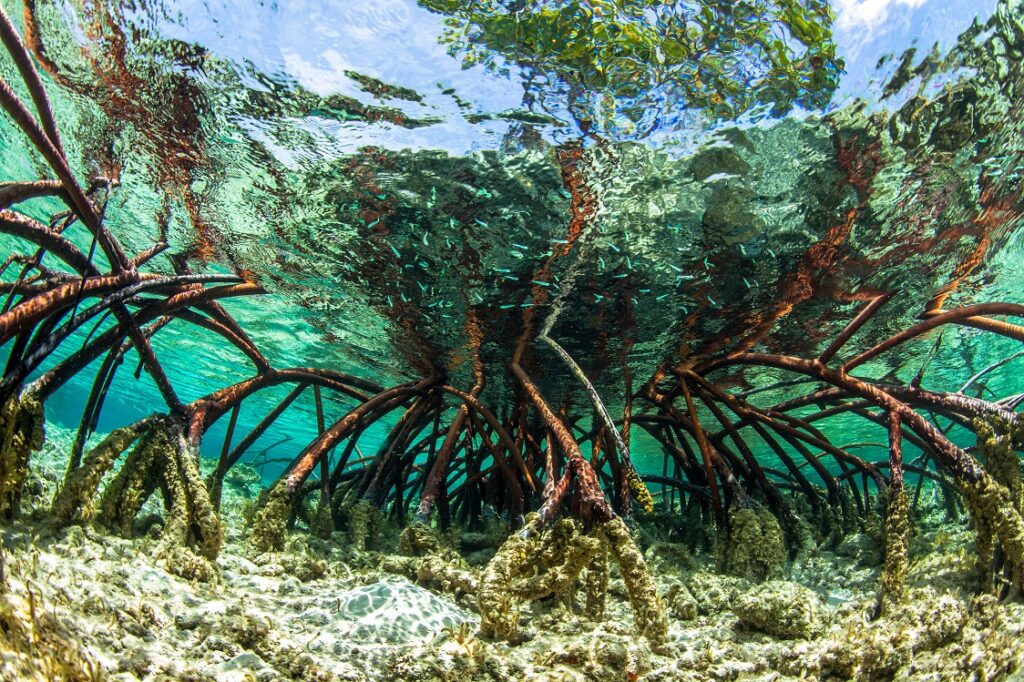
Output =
[
  {"x1": 962, "y1": 472, "x2": 1024, "y2": 595},
  {"x1": 477, "y1": 516, "x2": 539, "y2": 641},
  {"x1": 476, "y1": 514, "x2": 668, "y2": 647},
  {"x1": 599, "y1": 516, "x2": 670, "y2": 647},
  {"x1": 0, "y1": 393, "x2": 44, "y2": 519},
  {"x1": 583, "y1": 535, "x2": 609, "y2": 621},
  {"x1": 961, "y1": 418, "x2": 1024, "y2": 598},
  {"x1": 95, "y1": 421, "x2": 223, "y2": 579},
  {"x1": 878, "y1": 484, "x2": 910, "y2": 616},
  {"x1": 721, "y1": 502, "x2": 787, "y2": 582},
  {"x1": 346, "y1": 499, "x2": 381, "y2": 551},
  {"x1": 247, "y1": 480, "x2": 294, "y2": 554},
  {"x1": 50, "y1": 418, "x2": 154, "y2": 526}
]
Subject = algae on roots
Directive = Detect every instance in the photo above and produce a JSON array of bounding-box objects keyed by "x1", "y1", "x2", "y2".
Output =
[
  {"x1": 518, "y1": 518, "x2": 602, "y2": 602},
  {"x1": 599, "y1": 515, "x2": 669, "y2": 647},
  {"x1": 477, "y1": 516, "x2": 540, "y2": 640},
  {"x1": 478, "y1": 517, "x2": 601, "y2": 634},
  {"x1": 51, "y1": 419, "x2": 153, "y2": 526},
  {"x1": 96, "y1": 422, "x2": 223, "y2": 573},
  {"x1": 878, "y1": 483, "x2": 911, "y2": 615},
  {"x1": 477, "y1": 514, "x2": 669, "y2": 645},
  {"x1": 975, "y1": 417, "x2": 1024, "y2": 513},
  {"x1": 961, "y1": 469, "x2": 1024, "y2": 595},
  {"x1": 247, "y1": 480, "x2": 294, "y2": 553},
  {"x1": 0, "y1": 393, "x2": 44, "y2": 519},
  {"x1": 625, "y1": 465, "x2": 655, "y2": 515},
  {"x1": 346, "y1": 499, "x2": 381, "y2": 551},
  {"x1": 583, "y1": 535, "x2": 609, "y2": 621}
]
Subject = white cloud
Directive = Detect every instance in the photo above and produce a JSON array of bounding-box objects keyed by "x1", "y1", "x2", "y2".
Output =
[{"x1": 834, "y1": 0, "x2": 929, "y2": 33}]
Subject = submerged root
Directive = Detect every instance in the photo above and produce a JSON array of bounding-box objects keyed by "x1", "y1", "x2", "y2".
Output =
[
  {"x1": 346, "y1": 499, "x2": 381, "y2": 551},
  {"x1": 962, "y1": 471, "x2": 1024, "y2": 596},
  {"x1": 308, "y1": 497, "x2": 334, "y2": 539},
  {"x1": 477, "y1": 516, "x2": 540, "y2": 641},
  {"x1": 583, "y1": 535, "x2": 609, "y2": 621},
  {"x1": 247, "y1": 480, "x2": 294, "y2": 554},
  {"x1": 96, "y1": 421, "x2": 223, "y2": 578},
  {"x1": 50, "y1": 418, "x2": 155, "y2": 526},
  {"x1": 624, "y1": 465, "x2": 655, "y2": 515},
  {"x1": 599, "y1": 516, "x2": 670, "y2": 647},
  {"x1": 477, "y1": 513, "x2": 668, "y2": 647},
  {"x1": 878, "y1": 484, "x2": 911, "y2": 616},
  {"x1": 517, "y1": 518, "x2": 601, "y2": 602},
  {"x1": 964, "y1": 416, "x2": 1024, "y2": 596},
  {"x1": 720, "y1": 501, "x2": 787, "y2": 582},
  {"x1": 0, "y1": 393, "x2": 44, "y2": 519}
]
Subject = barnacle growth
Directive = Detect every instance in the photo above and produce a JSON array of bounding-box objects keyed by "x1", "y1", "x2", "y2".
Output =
[{"x1": 0, "y1": 394, "x2": 44, "y2": 519}]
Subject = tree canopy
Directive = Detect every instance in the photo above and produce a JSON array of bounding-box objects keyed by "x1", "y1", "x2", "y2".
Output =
[{"x1": 419, "y1": 0, "x2": 843, "y2": 137}]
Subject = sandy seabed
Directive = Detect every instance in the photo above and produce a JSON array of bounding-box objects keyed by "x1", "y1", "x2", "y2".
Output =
[{"x1": 1, "y1": 423, "x2": 1023, "y2": 682}]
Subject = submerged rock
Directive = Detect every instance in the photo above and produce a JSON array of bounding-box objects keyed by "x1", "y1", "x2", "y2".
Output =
[
  {"x1": 732, "y1": 580, "x2": 825, "y2": 639},
  {"x1": 835, "y1": 532, "x2": 883, "y2": 567}
]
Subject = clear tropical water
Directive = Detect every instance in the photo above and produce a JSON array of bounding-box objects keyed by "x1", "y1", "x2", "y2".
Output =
[
  {"x1": 5, "y1": 2, "x2": 1024, "y2": 680},
  {"x1": 1, "y1": 0, "x2": 1023, "y2": 482}
]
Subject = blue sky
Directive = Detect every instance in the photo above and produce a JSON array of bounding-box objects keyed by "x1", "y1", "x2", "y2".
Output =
[
  {"x1": 830, "y1": 0, "x2": 997, "y2": 103},
  {"x1": 135, "y1": 0, "x2": 1000, "y2": 155}
]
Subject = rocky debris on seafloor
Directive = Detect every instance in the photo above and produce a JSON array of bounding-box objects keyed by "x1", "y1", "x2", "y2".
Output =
[
  {"x1": 732, "y1": 579, "x2": 826, "y2": 639},
  {"x1": 835, "y1": 531, "x2": 883, "y2": 567},
  {"x1": 0, "y1": 425, "x2": 1021, "y2": 681}
]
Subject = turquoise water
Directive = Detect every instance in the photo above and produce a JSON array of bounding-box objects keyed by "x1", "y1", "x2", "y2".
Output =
[
  {"x1": 5, "y1": 2, "x2": 1024, "y2": 679},
  {"x1": 1, "y1": 0, "x2": 1023, "y2": 491}
]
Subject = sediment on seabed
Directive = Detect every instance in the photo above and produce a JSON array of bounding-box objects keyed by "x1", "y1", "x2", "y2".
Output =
[
  {"x1": 2, "y1": 3, "x2": 1024, "y2": 680},
  {"x1": 1, "y1": 424, "x2": 1023, "y2": 681}
]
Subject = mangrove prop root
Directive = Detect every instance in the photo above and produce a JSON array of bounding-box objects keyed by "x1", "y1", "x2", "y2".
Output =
[
  {"x1": 399, "y1": 522, "x2": 459, "y2": 559},
  {"x1": 309, "y1": 498, "x2": 334, "y2": 539},
  {"x1": 721, "y1": 502, "x2": 787, "y2": 582},
  {"x1": 0, "y1": 393, "x2": 43, "y2": 518},
  {"x1": 878, "y1": 485, "x2": 910, "y2": 615},
  {"x1": 96, "y1": 422, "x2": 223, "y2": 571},
  {"x1": 963, "y1": 418, "x2": 1024, "y2": 596},
  {"x1": 962, "y1": 473, "x2": 1024, "y2": 594},
  {"x1": 975, "y1": 417, "x2": 1024, "y2": 513},
  {"x1": 478, "y1": 517, "x2": 540, "y2": 640},
  {"x1": 346, "y1": 499, "x2": 380, "y2": 552},
  {"x1": 878, "y1": 411, "x2": 910, "y2": 616},
  {"x1": 583, "y1": 536, "x2": 609, "y2": 621},
  {"x1": 599, "y1": 516, "x2": 669, "y2": 647},
  {"x1": 98, "y1": 427, "x2": 165, "y2": 536},
  {"x1": 172, "y1": 431, "x2": 223, "y2": 561},
  {"x1": 50, "y1": 417, "x2": 154, "y2": 525},
  {"x1": 476, "y1": 517, "x2": 609, "y2": 640},
  {"x1": 518, "y1": 518, "x2": 602, "y2": 602},
  {"x1": 248, "y1": 480, "x2": 293, "y2": 554}
]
